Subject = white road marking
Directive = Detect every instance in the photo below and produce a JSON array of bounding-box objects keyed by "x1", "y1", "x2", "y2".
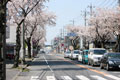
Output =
[
  {"x1": 47, "y1": 76, "x2": 56, "y2": 80},
  {"x1": 106, "y1": 75, "x2": 120, "y2": 80},
  {"x1": 31, "y1": 76, "x2": 39, "y2": 80},
  {"x1": 76, "y1": 75, "x2": 89, "y2": 80},
  {"x1": 43, "y1": 55, "x2": 48, "y2": 64},
  {"x1": 61, "y1": 76, "x2": 72, "y2": 80},
  {"x1": 48, "y1": 65, "x2": 54, "y2": 73},
  {"x1": 43, "y1": 55, "x2": 55, "y2": 76},
  {"x1": 91, "y1": 75, "x2": 107, "y2": 80}
]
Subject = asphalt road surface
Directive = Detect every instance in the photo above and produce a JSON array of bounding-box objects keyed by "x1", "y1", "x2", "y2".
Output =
[{"x1": 30, "y1": 53, "x2": 120, "y2": 80}]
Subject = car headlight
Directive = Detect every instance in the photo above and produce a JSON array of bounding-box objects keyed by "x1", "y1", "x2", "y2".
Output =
[{"x1": 108, "y1": 61, "x2": 114, "y2": 64}]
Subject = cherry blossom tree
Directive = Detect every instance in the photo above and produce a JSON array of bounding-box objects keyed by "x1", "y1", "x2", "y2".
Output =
[
  {"x1": 88, "y1": 8, "x2": 115, "y2": 48},
  {"x1": 7, "y1": 0, "x2": 49, "y2": 68},
  {"x1": 25, "y1": 11, "x2": 56, "y2": 58}
]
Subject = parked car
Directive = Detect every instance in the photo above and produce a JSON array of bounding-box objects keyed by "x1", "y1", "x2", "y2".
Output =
[
  {"x1": 82, "y1": 50, "x2": 89, "y2": 64},
  {"x1": 100, "y1": 53, "x2": 120, "y2": 71},
  {"x1": 64, "y1": 51, "x2": 71, "y2": 58},
  {"x1": 6, "y1": 52, "x2": 14, "y2": 60},
  {"x1": 78, "y1": 51, "x2": 83, "y2": 62},
  {"x1": 71, "y1": 50, "x2": 80, "y2": 59},
  {"x1": 88, "y1": 48, "x2": 106, "y2": 66}
]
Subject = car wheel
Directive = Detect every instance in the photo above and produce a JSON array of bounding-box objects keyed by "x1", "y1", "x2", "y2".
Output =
[
  {"x1": 82, "y1": 60, "x2": 85, "y2": 64},
  {"x1": 92, "y1": 61, "x2": 94, "y2": 67},
  {"x1": 88, "y1": 61, "x2": 90, "y2": 65},
  {"x1": 106, "y1": 64, "x2": 110, "y2": 71},
  {"x1": 100, "y1": 63, "x2": 104, "y2": 69}
]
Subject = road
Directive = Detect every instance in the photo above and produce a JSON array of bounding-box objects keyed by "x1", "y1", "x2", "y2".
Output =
[{"x1": 30, "y1": 53, "x2": 120, "y2": 80}]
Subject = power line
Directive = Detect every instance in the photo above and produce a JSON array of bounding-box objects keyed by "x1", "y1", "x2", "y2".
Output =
[
  {"x1": 105, "y1": 0, "x2": 117, "y2": 8},
  {"x1": 97, "y1": 0, "x2": 109, "y2": 7}
]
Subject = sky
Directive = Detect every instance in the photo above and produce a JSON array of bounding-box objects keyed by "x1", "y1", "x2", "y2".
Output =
[{"x1": 45, "y1": 0, "x2": 118, "y2": 45}]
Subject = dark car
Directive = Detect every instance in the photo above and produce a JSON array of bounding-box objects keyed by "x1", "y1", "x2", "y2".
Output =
[{"x1": 100, "y1": 53, "x2": 120, "y2": 71}]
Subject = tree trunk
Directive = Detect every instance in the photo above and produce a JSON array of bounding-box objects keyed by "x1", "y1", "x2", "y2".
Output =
[
  {"x1": 0, "y1": 0, "x2": 7, "y2": 80},
  {"x1": 13, "y1": 26, "x2": 21, "y2": 68},
  {"x1": 101, "y1": 42, "x2": 105, "y2": 48},
  {"x1": 27, "y1": 38, "x2": 31, "y2": 58}
]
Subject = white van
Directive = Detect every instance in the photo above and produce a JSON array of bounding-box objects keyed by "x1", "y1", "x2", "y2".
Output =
[{"x1": 88, "y1": 48, "x2": 106, "y2": 66}]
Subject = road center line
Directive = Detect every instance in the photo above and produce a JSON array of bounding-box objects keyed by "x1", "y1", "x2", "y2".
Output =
[
  {"x1": 43, "y1": 55, "x2": 48, "y2": 65},
  {"x1": 43, "y1": 55, "x2": 55, "y2": 76}
]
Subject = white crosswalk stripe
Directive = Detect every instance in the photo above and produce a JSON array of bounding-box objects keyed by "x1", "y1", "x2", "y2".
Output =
[
  {"x1": 46, "y1": 76, "x2": 56, "y2": 80},
  {"x1": 31, "y1": 76, "x2": 39, "y2": 80},
  {"x1": 76, "y1": 75, "x2": 90, "y2": 80},
  {"x1": 46, "y1": 75, "x2": 120, "y2": 80},
  {"x1": 61, "y1": 76, "x2": 72, "y2": 80},
  {"x1": 106, "y1": 75, "x2": 120, "y2": 80},
  {"x1": 91, "y1": 75, "x2": 107, "y2": 80}
]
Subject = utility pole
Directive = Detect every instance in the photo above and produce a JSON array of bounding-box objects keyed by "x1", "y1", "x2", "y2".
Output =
[
  {"x1": 21, "y1": 21, "x2": 25, "y2": 65},
  {"x1": 88, "y1": 3, "x2": 95, "y2": 17},
  {"x1": 81, "y1": 9, "x2": 88, "y2": 49},
  {"x1": 118, "y1": 0, "x2": 120, "y2": 52},
  {"x1": 118, "y1": 0, "x2": 120, "y2": 6},
  {"x1": 83, "y1": 9, "x2": 87, "y2": 27},
  {"x1": 0, "y1": 0, "x2": 7, "y2": 80},
  {"x1": 70, "y1": 19, "x2": 75, "y2": 26}
]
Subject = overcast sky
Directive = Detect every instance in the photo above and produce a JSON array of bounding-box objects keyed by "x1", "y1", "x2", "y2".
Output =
[{"x1": 45, "y1": 0, "x2": 118, "y2": 45}]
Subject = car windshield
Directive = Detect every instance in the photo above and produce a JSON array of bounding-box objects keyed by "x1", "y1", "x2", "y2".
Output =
[
  {"x1": 94, "y1": 50, "x2": 106, "y2": 55},
  {"x1": 84, "y1": 51, "x2": 88, "y2": 55},
  {"x1": 108, "y1": 54, "x2": 120, "y2": 59},
  {"x1": 74, "y1": 51, "x2": 79, "y2": 54},
  {"x1": 66, "y1": 51, "x2": 71, "y2": 54}
]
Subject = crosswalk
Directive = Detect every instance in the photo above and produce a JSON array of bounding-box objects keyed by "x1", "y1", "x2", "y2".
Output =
[{"x1": 31, "y1": 75, "x2": 120, "y2": 80}]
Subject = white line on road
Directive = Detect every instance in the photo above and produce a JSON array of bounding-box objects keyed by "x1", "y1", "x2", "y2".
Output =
[
  {"x1": 46, "y1": 76, "x2": 56, "y2": 80},
  {"x1": 43, "y1": 55, "x2": 48, "y2": 65},
  {"x1": 106, "y1": 75, "x2": 120, "y2": 80},
  {"x1": 91, "y1": 75, "x2": 107, "y2": 80},
  {"x1": 76, "y1": 75, "x2": 89, "y2": 80},
  {"x1": 43, "y1": 55, "x2": 55, "y2": 76},
  {"x1": 61, "y1": 76, "x2": 72, "y2": 80},
  {"x1": 31, "y1": 76, "x2": 39, "y2": 80},
  {"x1": 48, "y1": 65, "x2": 54, "y2": 73}
]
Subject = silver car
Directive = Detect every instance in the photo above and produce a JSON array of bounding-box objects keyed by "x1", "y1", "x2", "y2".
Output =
[
  {"x1": 64, "y1": 51, "x2": 71, "y2": 58},
  {"x1": 71, "y1": 50, "x2": 80, "y2": 59}
]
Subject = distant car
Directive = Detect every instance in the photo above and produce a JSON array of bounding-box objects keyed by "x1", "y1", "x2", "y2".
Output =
[
  {"x1": 78, "y1": 51, "x2": 83, "y2": 62},
  {"x1": 64, "y1": 51, "x2": 71, "y2": 58},
  {"x1": 100, "y1": 53, "x2": 120, "y2": 71},
  {"x1": 82, "y1": 50, "x2": 89, "y2": 64},
  {"x1": 6, "y1": 52, "x2": 14, "y2": 60},
  {"x1": 88, "y1": 48, "x2": 106, "y2": 66},
  {"x1": 71, "y1": 50, "x2": 80, "y2": 59}
]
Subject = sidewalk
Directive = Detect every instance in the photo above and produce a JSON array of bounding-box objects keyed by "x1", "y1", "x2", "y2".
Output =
[
  {"x1": 6, "y1": 60, "x2": 20, "y2": 80},
  {"x1": 6, "y1": 58, "x2": 34, "y2": 80},
  {"x1": 14, "y1": 56, "x2": 48, "y2": 80}
]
